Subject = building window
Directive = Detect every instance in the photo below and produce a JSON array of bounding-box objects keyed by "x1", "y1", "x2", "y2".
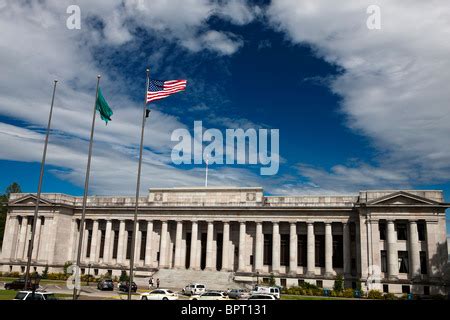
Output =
[
  {"x1": 126, "y1": 231, "x2": 132, "y2": 260},
  {"x1": 280, "y1": 234, "x2": 290, "y2": 266},
  {"x1": 86, "y1": 230, "x2": 93, "y2": 258},
  {"x1": 402, "y1": 285, "x2": 410, "y2": 294},
  {"x1": 263, "y1": 234, "x2": 272, "y2": 265},
  {"x1": 380, "y1": 250, "x2": 387, "y2": 273},
  {"x1": 280, "y1": 278, "x2": 287, "y2": 288},
  {"x1": 417, "y1": 223, "x2": 426, "y2": 241},
  {"x1": 349, "y1": 223, "x2": 356, "y2": 242},
  {"x1": 396, "y1": 223, "x2": 408, "y2": 241},
  {"x1": 351, "y1": 281, "x2": 356, "y2": 289},
  {"x1": 297, "y1": 235, "x2": 307, "y2": 267},
  {"x1": 99, "y1": 230, "x2": 106, "y2": 259},
  {"x1": 316, "y1": 280, "x2": 323, "y2": 288},
  {"x1": 423, "y1": 286, "x2": 430, "y2": 295},
  {"x1": 112, "y1": 231, "x2": 119, "y2": 259},
  {"x1": 383, "y1": 284, "x2": 389, "y2": 293},
  {"x1": 379, "y1": 222, "x2": 386, "y2": 240},
  {"x1": 420, "y1": 251, "x2": 428, "y2": 274},
  {"x1": 249, "y1": 255, "x2": 253, "y2": 266},
  {"x1": 298, "y1": 279, "x2": 304, "y2": 286},
  {"x1": 315, "y1": 235, "x2": 325, "y2": 267},
  {"x1": 398, "y1": 251, "x2": 409, "y2": 273},
  {"x1": 94, "y1": 269, "x2": 99, "y2": 276},
  {"x1": 140, "y1": 231, "x2": 147, "y2": 261},
  {"x1": 81, "y1": 268, "x2": 85, "y2": 275},
  {"x1": 332, "y1": 235, "x2": 343, "y2": 268}
]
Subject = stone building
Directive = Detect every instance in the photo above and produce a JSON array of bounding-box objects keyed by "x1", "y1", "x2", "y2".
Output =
[{"x1": 0, "y1": 187, "x2": 448, "y2": 295}]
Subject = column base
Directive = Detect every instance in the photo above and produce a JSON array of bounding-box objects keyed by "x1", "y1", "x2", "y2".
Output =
[
  {"x1": 288, "y1": 271, "x2": 297, "y2": 276},
  {"x1": 388, "y1": 275, "x2": 399, "y2": 281},
  {"x1": 271, "y1": 270, "x2": 280, "y2": 275},
  {"x1": 204, "y1": 267, "x2": 215, "y2": 271},
  {"x1": 305, "y1": 271, "x2": 315, "y2": 278},
  {"x1": 324, "y1": 272, "x2": 334, "y2": 278}
]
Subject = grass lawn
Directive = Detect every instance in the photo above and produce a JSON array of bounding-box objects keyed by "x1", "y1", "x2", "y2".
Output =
[
  {"x1": 0, "y1": 290, "x2": 72, "y2": 300},
  {"x1": 0, "y1": 277, "x2": 90, "y2": 286},
  {"x1": 281, "y1": 295, "x2": 344, "y2": 300}
]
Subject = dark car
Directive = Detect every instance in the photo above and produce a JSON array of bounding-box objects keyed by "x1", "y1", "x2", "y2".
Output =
[
  {"x1": 97, "y1": 279, "x2": 114, "y2": 291},
  {"x1": 118, "y1": 281, "x2": 137, "y2": 293},
  {"x1": 4, "y1": 278, "x2": 32, "y2": 290}
]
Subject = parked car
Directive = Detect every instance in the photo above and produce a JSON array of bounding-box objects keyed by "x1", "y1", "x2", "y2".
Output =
[
  {"x1": 183, "y1": 283, "x2": 206, "y2": 296},
  {"x1": 251, "y1": 286, "x2": 280, "y2": 299},
  {"x1": 190, "y1": 291, "x2": 229, "y2": 301},
  {"x1": 247, "y1": 294, "x2": 277, "y2": 300},
  {"x1": 97, "y1": 279, "x2": 114, "y2": 291},
  {"x1": 141, "y1": 289, "x2": 179, "y2": 300},
  {"x1": 14, "y1": 291, "x2": 58, "y2": 300},
  {"x1": 118, "y1": 281, "x2": 137, "y2": 292},
  {"x1": 4, "y1": 278, "x2": 33, "y2": 290},
  {"x1": 228, "y1": 288, "x2": 251, "y2": 300}
]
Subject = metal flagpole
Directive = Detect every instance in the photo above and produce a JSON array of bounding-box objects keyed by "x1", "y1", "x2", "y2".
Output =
[
  {"x1": 128, "y1": 68, "x2": 150, "y2": 300},
  {"x1": 24, "y1": 80, "x2": 58, "y2": 288},
  {"x1": 73, "y1": 75, "x2": 101, "y2": 300}
]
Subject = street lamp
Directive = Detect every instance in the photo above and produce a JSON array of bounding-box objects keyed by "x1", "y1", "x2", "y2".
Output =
[
  {"x1": 30, "y1": 273, "x2": 41, "y2": 299},
  {"x1": 87, "y1": 263, "x2": 92, "y2": 286},
  {"x1": 256, "y1": 271, "x2": 260, "y2": 285}
]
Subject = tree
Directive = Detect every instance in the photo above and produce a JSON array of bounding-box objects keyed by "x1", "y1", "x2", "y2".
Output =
[
  {"x1": 333, "y1": 274, "x2": 344, "y2": 292},
  {"x1": 0, "y1": 182, "x2": 22, "y2": 247}
]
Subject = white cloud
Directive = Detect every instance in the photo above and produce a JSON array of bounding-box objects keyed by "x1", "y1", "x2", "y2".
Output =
[{"x1": 267, "y1": 0, "x2": 450, "y2": 189}]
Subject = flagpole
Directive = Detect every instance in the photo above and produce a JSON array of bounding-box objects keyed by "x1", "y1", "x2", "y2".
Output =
[
  {"x1": 24, "y1": 80, "x2": 58, "y2": 288},
  {"x1": 73, "y1": 75, "x2": 101, "y2": 300},
  {"x1": 128, "y1": 68, "x2": 150, "y2": 300}
]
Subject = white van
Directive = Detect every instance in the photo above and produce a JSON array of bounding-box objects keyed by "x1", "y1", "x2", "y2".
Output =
[
  {"x1": 251, "y1": 286, "x2": 280, "y2": 299},
  {"x1": 183, "y1": 283, "x2": 206, "y2": 296}
]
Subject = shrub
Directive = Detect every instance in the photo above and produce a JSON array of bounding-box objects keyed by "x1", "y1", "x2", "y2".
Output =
[
  {"x1": 342, "y1": 288, "x2": 354, "y2": 298},
  {"x1": 63, "y1": 261, "x2": 72, "y2": 275},
  {"x1": 119, "y1": 270, "x2": 129, "y2": 282},
  {"x1": 268, "y1": 273, "x2": 276, "y2": 286},
  {"x1": 383, "y1": 293, "x2": 396, "y2": 300},
  {"x1": 333, "y1": 275, "x2": 344, "y2": 292},
  {"x1": 367, "y1": 290, "x2": 383, "y2": 299},
  {"x1": 41, "y1": 265, "x2": 49, "y2": 279}
]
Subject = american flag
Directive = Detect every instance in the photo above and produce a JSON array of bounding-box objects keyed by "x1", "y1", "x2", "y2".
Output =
[{"x1": 146, "y1": 79, "x2": 187, "y2": 104}]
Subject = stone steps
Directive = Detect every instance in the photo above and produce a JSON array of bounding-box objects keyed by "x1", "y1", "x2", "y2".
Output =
[{"x1": 134, "y1": 269, "x2": 244, "y2": 291}]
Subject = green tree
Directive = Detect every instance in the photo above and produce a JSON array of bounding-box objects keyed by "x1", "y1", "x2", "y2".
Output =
[
  {"x1": 333, "y1": 274, "x2": 344, "y2": 292},
  {"x1": 0, "y1": 182, "x2": 22, "y2": 247},
  {"x1": 119, "y1": 270, "x2": 129, "y2": 282}
]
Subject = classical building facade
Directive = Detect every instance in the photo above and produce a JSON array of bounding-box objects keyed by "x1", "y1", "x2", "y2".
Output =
[{"x1": 1, "y1": 187, "x2": 448, "y2": 295}]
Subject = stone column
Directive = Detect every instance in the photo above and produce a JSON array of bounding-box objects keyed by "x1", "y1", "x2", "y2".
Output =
[
  {"x1": 174, "y1": 221, "x2": 183, "y2": 269},
  {"x1": 116, "y1": 220, "x2": 126, "y2": 264},
  {"x1": 16, "y1": 216, "x2": 28, "y2": 260},
  {"x1": 254, "y1": 222, "x2": 263, "y2": 272},
  {"x1": 205, "y1": 221, "x2": 215, "y2": 270},
  {"x1": 145, "y1": 221, "x2": 154, "y2": 267},
  {"x1": 425, "y1": 221, "x2": 438, "y2": 278},
  {"x1": 189, "y1": 221, "x2": 198, "y2": 270},
  {"x1": 409, "y1": 220, "x2": 420, "y2": 279},
  {"x1": 325, "y1": 222, "x2": 333, "y2": 277},
  {"x1": 31, "y1": 217, "x2": 42, "y2": 260},
  {"x1": 1, "y1": 216, "x2": 19, "y2": 261},
  {"x1": 306, "y1": 222, "x2": 315, "y2": 276},
  {"x1": 103, "y1": 220, "x2": 112, "y2": 264},
  {"x1": 289, "y1": 222, "x2": 298, "y2": 275},
  {"x1": 81, "y1": 224, "x2": 89, "y2": 263},
  {"x1": 134, "y1": 224, "x2": 142, "y2": 265},
  {"x1": 222, "y1": 222, "x2": 230, "y2": 271},
  {"x1": 159, "y1": 221, "x2": 169, "y2": 268},
  {"x1": 386, "y1": 220, "x2": 398, "y2": 279},
  {"x1": 238, "y1": 222, "x2": 246, "y2": 272},
  {"x1": 343, "y1": 222, "x2": 352, "y2": 276},
  {"x1": 272, "y1": 222, "x2": 280, "y2": 274},
  {"x1": 90, "y1": 220, "x2": 99, "y2": 263}
]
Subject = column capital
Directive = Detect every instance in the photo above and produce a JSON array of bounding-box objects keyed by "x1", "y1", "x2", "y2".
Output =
[
  {"x1": 386, "y1": 219, "x2": 395, "y2": 224},
  {"x1": 324, "y1": 222, "x2": 332, "y2": 226},
  {"x1": 307, "y1": 221, "x2": 314, "y2": 226},
  {"x1": 256, "y1": 221, "x2": 263, "y2": 226},
  {"x1": 272, "y1": 221, "x2": 279, "y2": 226},
  {"x1": 408, "y1": 220, "x2": 418, "y2": 224},
  {"x1": 239, "y1": 221, "x2": 246, "y2": 226}
]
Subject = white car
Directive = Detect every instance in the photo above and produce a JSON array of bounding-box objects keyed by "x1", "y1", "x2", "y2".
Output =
[
  {"x1": 14, "y1": 291, "x2": 58, "y2": 300},
  {"x1": 141, "y1": 289, "x2": 179, "y2": 300},
  {"x1": 247, "y1": 294, "x2": 277, "y2": 300},
  {"x1": 190, "y1": 291, "x2": 229, "y2": 300},
  {"x1": 183, "y1": 283, "x2": 206, "y2": 296},
  {"x1": 251, "y1": 286, "x2": 281, "y2": 299}
]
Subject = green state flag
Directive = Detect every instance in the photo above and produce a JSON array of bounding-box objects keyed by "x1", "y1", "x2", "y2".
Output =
[{"x1": 96, "y1": 87, "x2": 113, "y2": 124}]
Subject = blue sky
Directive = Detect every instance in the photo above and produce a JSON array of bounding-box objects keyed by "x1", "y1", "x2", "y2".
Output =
[{"x1": 0, "y1": 1, "x2": 449, "y2": 233}]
